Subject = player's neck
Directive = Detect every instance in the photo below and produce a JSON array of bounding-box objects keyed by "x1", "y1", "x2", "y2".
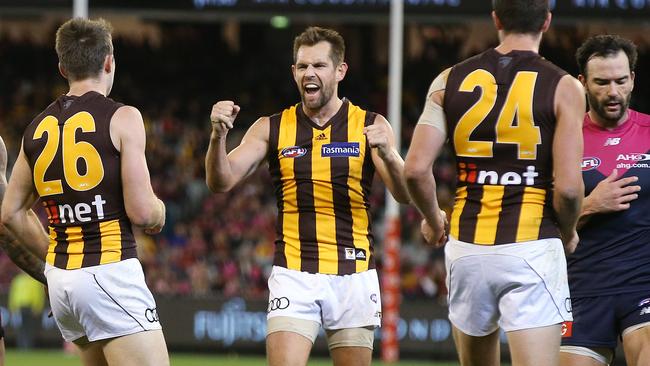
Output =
[
  {"x1": 67, "y1": 79, "x2": 108, "y2": 97},
  {"x1": 495, "y1": 32, "x2": 542, "y2": 54},
  {"x1": 303, "y1": 97, "x2": 343, "y2": 127},
  {"x1": 588, "y1": 110, "x2": 629, "y2": 130}
]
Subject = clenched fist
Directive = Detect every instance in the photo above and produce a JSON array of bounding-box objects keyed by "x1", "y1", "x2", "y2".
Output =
[
  {"x1": 363, "y1": 122, "x2": 392, "y2": 159},
  {"x1": 210, "y1": 100, "x2": 241, "y2": 137}
]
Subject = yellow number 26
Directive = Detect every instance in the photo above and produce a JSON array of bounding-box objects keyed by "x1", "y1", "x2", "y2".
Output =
[{"x1": 32, "y1": 111, "x2": 105, "y2": 196}]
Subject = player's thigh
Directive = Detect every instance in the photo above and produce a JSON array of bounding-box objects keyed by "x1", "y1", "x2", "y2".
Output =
[
  {"x1": 330, "y1": 347, "x2": 371, "y2": 366},
  {"x1": 622, "y1": 324, "x2": 650, "y2": 366},
  {"x1": 266, "y1": 330, "x2": 313, "y2": 366},
  {"x1": 507, "y1": 324, "x2": 561, "y2": 366},
  {"x1": 76, "y1": 338, "x2": 109, "y2": 366},
  {"x1": 102, "y1": 330, "x2": 169, "y2": 366},
  {"x1": 451, "y1": 325, "x2": 500, "y2": 366},
  {"x1": 327, "y1": 327, "x2": 374, "y2": 366},
  {"x1": 560, "y1": 347, "x2": 611, "y2": 366}
]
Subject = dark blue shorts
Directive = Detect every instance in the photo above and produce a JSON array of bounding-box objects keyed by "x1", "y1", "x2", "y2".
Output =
[{"x1": 561, "y1": 290, "x2": 650, "y2": 349}]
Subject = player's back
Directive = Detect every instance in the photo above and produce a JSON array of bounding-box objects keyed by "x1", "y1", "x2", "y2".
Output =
[
  {"x1": 23, "y1": 91, "x2": 136, "y2": 270},
  {"x1": 444, "y1": 48, "x2": 567, "y2": 245}
]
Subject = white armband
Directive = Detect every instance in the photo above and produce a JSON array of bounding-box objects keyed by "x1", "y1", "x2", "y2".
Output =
[{"x1": 417, "y1": 68, "x2": 450, "y2": 138}]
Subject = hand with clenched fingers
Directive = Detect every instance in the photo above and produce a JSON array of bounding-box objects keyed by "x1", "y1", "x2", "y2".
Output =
[{"x1": 210, "y1": 100, "x2": 241, "y2": 137}]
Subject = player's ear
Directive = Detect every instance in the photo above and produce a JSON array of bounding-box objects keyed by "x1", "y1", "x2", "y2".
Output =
[
  {"x1": 104, "y1": 54, "x2": 114, "y2": 74},
  {"x1": 578, "y1": 74, "x2": 587, "y2": 89},
  {"x1": 58, "y1": 63, "x2": 68, "y2": 80},
  {"x1": 336, "y1": 62, "x2": 348, "y2": 82},
  {"x1": 541, "y1": 12, "x2": 552, "y2": 33},
  {"x1": 491, "y1": 11, "x2": 503, "y2": 31}
]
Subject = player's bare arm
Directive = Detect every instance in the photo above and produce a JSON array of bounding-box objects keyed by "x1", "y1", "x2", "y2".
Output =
[
  {"x1": 404, "y1": 88, "x2": 448, "y2": 247},
  {"x1": 0, "y1": 139, "x2": 46, "y2": 284},
  {"x1": 1, "y1": 145, "x2": 49, "y2": 260},
  {"x1": 553, "y1": 74, "x2": 586, "y2": 253},
  {"x1": 205, "y1": 100, "x2": 270, "y2": 193},
  {"x1": 365, "y1": 114, "x2": 410, "y2": 204},
  {"x1": 577, "y1": 168, "x2": 640, "y2": 229},
  {"x1": 111, "y1": 105, "x2": 165, "y2": 234}
]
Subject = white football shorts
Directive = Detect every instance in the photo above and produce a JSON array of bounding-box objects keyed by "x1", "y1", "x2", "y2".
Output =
[
  {"x1": 266, "y1": 266, "x2": 382, "y2": 332},
  {"x1": 445, "y1": 237, "x2": 572, "y2": 336},
  {"x1": 45, "y1": 258, "x2": 162, "y2": 343}
]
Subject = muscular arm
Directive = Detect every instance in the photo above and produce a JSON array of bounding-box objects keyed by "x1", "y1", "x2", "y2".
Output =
[
  {"x1": 552, "y1": 75, "x2": 586, "y2": 252},
  {"x1": 205, "y1": 105, "x2": 269, "y2": 193},
  {"x1": 0, "y1": 138, "x2": 46, "y2": 284},
  {"x1": 1, "y1": 142, "x2": 50, "y2": 269},
  {"x1": 111, "y1": 106, "x2": 165, "y2": 233},
  {"x1": 404, "y1": 88, "x2": 448, "y2": 247},
  {"x1": 366, "y1": 115, "x2": 410, "y2": 204}
]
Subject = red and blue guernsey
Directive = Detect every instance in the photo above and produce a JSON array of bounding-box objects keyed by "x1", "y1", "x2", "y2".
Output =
[{"x1": 568, "y1": 109, "x2": 650, "y2": 297}]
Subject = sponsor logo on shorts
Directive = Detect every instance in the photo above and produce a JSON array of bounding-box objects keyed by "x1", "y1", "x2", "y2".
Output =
[
  {"x1": 321, "y1": 142, "x2": 360, "y2": 158},
  {"x1": 145, "y1": 308, "x2": 159, "y2": 323},
  {"x1": 370, "y1": 294, "x2": 377, "y2": 304},
  {"x1": 581, "y1": 157, "x2": 601, "y2": 171},
  {"x1": 641, "y1": 306, "x2": 650, "y2": 316},
  {"x1": 565, "y1": 298, "x2": 572, "y2": 313},
  {"x1": 344, "y1": 248, "x2": 367, "y2": 261},
  {"x1": 268, "y1": 297, "x2": 290, "y2": 312},
  {"x1": 281, "y1": 146, "x2": 308, "y2": 158},
  {"x1": 374, "y1": 311, "x2": 382, "y2": 319},
  {"x1": 561, "y1": 321, "x2": 573, "y2": 337}
]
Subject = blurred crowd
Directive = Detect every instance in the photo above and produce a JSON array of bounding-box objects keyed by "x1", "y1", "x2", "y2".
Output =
[{"x1": 1, "y1": 20, "x2": 650, "y2": 304}]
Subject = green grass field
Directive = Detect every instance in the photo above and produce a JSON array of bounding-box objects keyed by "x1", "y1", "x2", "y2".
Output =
[{"x1": 5, "y1": 350, "x2": 461, "y2": 365}]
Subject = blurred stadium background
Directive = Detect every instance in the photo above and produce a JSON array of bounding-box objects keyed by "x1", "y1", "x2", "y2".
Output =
[{"x1": 0, "y1": 0, "x2": 649, "y2": 364}]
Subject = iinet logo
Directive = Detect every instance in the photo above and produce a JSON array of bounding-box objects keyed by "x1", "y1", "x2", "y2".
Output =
[
  {"x1": 42, "y1": 194, "x2": 107, "y2": 224},
  {"x1": 459, "y1": 163, "x2": 539, "y2": 186}
]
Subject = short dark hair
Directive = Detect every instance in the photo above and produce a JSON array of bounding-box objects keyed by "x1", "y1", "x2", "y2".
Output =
[
  {"x1": 492, "y1": 0, "x2": 549, "y2": 35},
  {"x1": 576, "y1": 35, "x2": 638, "y2": 77},
  {"x1": 55, "y1": 18, "x2": 114, "y2": 81},
  {"x1": 293, "y1": 27, "x2": 345, "y2": 66}
]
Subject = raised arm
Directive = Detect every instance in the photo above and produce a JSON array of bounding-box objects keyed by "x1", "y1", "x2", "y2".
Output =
[
  {"x1": 1, "y1": 142, "x2": 49, "y2": 262},
  {"x1": 0, "y1": 138, "x2": 46, "y2": 284},
  {"x1": 553, "y1": 74, "x2": 586, "y2": 253},
  {"x1": 365, "y1": 114, "x2": 410, "y2": 204},
  {"x1": 110, "y1": 106, "x2": 165, "y2": 234},
  {"x1": 205, "y1": 101, "x2": 269, "y2": 193}
]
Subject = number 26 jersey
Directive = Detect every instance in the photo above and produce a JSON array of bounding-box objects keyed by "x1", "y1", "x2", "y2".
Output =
[{"x1": 23, "y1": 91, "x2": 136, "y2": 270}]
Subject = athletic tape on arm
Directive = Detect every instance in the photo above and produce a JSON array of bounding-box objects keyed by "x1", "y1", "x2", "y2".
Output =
[{"x1": 417, "y1": 68, "x2": 450, "y2": 137}]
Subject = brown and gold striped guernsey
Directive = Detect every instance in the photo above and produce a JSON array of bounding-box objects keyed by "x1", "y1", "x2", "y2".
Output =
[
  {"x1": 443, "y1": 49, "x2": 567, "y2": 245},
  {"x1": 268, "y1": 99, "x2": 376, "y2": 275},
  {"x1": 22, "y1": 91, "x2": 136, "y2": 269}
]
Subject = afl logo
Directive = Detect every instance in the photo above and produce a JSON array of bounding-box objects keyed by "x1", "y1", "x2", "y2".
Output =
[
  {"x1": 281, "y1": 146, "x2": 307, "y2": 158},
  {"x1": 581, "y1": 157, "x2": 601, "y2": 171}
]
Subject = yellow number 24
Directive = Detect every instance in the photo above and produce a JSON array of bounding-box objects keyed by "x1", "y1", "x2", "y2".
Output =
[{"x1": 454, "y1": 69, "x2": 541, "y2": 160}]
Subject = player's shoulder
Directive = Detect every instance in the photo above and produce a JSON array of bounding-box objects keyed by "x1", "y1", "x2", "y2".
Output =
[
  {"x1": 26, "y1": 99, "x2": 60, "y2": 130},
  {"x1": 112, "y1": 105, "x2": 144, "y2": 126},
  {"x1": 630, "y1": 109, "x2": 650, "y2": 127}
]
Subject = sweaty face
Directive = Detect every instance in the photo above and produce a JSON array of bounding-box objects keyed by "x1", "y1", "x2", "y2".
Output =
[
  {"x1": 293, "y1": 42, "x2": 340, "y2": 111},
  {"x1": 583, "y1": 51, "x2": 634, "y2": 128}
]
